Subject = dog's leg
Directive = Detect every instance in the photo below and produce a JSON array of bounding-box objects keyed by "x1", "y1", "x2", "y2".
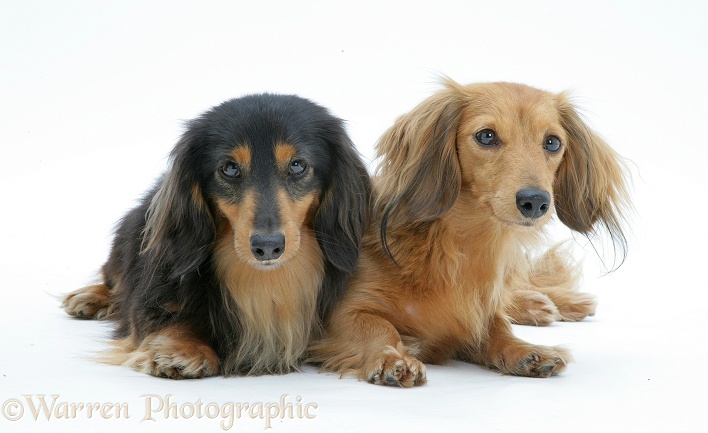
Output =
[
  {"x1": 62, "y1": 284, "x2": 114, "y2": 319},
  {"x1": 103, "y1": 325, "x2": 220, "y2": 379},
  {"x1": 532, "y1": 286, "x2": 596, "y2": 322},
  {"x1": 506, "y1": 290, "x2": 560, "y2": 326},
  {"x1": 528, "y1": 247, "x2": 596, "y2": 321},
  {"x1": 506, "y1": 246, "x2": 595, "y2": 324},
  {"x1": 506, "y1": 287, "x2": 596, "y2": 324},
  {"x1": 310, "y1": 311, "x2": 426, "y2": 387},
  {"x1": 470, "y1": 313, "x2": 571, "y2": 377}
]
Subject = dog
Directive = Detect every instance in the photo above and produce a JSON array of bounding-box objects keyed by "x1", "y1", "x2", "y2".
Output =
[
  {"x1": 309, "y1": 79, "x2": 629, "y2": 386},
  {"x1": 62, "y1": 94, "x2": 371, "y2": 379}
]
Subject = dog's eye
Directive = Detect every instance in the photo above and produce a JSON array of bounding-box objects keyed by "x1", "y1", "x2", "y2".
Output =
[
  {"x1": 288, "y1": 160, "x2": 307, "y2": 176},
  {"x1": 475, "y1": 129, "x2": 498, "y2": 147},
  {"x1": 544, "y1": 136, "x2": 562, "y2": 153},
  {"x1": 220, "y1": 161, "x2": 241, "y2": 178}
]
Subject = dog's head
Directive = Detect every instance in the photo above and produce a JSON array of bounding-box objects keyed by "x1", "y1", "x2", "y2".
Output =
[
  {"x1": 376, "y1": 79, "x2": 628, "y2": 262},
  {"x1": 141, "y1": 94, "x2": 371, "y2": 292}
]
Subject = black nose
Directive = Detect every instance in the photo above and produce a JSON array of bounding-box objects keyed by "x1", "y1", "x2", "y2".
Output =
[
  {"x1": 250, "y1": 233, "x2": 285, "y2": 261},
  {"x1": 516, "y1": 189, "x2": 551, "y2": 219}
]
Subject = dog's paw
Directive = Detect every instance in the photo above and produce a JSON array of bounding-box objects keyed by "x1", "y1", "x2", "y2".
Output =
[
  {"x1": 62, "y1": 284, "x2": 113, "y2": 319},
  {"x1": 556, "y1": 291, "x2": 597, "y2": 322},
  {"x1": 134, "y1": 349, "x2": 219, "y2": 379},
  {"x1": 494, "y1": 344, "x2": 572, "y2": 378},
  {"x1": 508, "y1": 290, "x2": 561, "y2": 326},
  {"x1": 365, "y1": 343, "x2": 426, "y2": 387},
  {"x1": 120, "y1": 327, "x2": 220, "y2": 379}
]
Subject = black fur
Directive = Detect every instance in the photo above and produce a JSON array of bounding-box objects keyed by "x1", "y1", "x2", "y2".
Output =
[{"x1": 94, "y1": 94, "x2": 371, "y2": 375}]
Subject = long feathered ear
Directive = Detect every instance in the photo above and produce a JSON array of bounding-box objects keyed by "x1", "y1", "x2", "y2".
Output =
[
  {"x1": 141, "y1": 128, "x2": 215, "y2": 277},
  {"x1": 555, "y1": 95, "x2": 630, "y2": 265},
  {"x1": 375, "y1": 84, "x2": 463, "y2": 261},
  {"x1": 314, "y1": 129, "x2": 372, "y2": 320},
  {"x1": 314, "y1": 131, "x2": 372, "y2": 273}
]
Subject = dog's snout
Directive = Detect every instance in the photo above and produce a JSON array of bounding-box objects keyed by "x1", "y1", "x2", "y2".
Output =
[
  {"x1": 250, "y1": 233, "x2": 285, "y2": 261},
  {"x1": 516, "y1": 189, "x2": 551, "y2": 219}
]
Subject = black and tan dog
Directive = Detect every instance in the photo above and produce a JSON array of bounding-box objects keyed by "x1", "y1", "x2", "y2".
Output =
[{"x1": 63, "y1": 94, "x2": 371, "y2": 379}]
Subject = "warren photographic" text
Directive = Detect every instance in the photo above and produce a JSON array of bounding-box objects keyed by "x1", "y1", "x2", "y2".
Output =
[{"x1": 2, "y1": 394, "x2": 318, "y2": 430}]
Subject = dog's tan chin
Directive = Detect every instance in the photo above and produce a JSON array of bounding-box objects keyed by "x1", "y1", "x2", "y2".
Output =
[
  {"x1": 248, "y1": 259, "x2": 288, "y2": 271},
  {"x1": 493, "y1": 214, "x2": 542, "y2": 229}
]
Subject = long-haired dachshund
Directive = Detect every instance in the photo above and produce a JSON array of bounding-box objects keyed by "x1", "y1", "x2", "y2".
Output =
[
  {"x1": 62, "y1": 94, "x2": 371, "y2": 379},
  {"x1": 309, "y1": 79, "x2": 629, "y2": 386}
]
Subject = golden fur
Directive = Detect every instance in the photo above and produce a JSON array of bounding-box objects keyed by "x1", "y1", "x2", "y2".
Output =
[{"x1": 309, "y1": 79, "x2": 629, "y2": 386}]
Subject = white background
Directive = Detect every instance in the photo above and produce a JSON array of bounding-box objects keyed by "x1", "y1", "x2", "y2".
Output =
[{"x1": 2, "y1": 1, "x2": 707, "y2": 432}]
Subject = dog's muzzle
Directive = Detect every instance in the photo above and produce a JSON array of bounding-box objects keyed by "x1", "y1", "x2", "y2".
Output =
[
  {"x1": 516, "y1": 189, "x2": 551, "y2": 219},
  {"x1": 249, "y1": 233, "x2": 285, "y2": 261}
]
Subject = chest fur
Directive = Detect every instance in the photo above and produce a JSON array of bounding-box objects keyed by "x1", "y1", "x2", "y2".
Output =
[{"x1": 214, "y1": 230, "x2": 324, "y2": 374}]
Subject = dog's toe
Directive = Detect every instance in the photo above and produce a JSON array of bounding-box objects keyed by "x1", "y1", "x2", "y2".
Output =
[
  {"x1": 62, "y1": 284, "x2": 113, "y2": 320},
  {"x1": 365, "y1": 345, "x2": 426, "y2": 387}
]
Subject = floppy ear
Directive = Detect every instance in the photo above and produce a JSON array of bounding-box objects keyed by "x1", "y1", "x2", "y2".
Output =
[
  {"x1": 375, "y1": 86, "x2": 463, "y2": 260},
  {"x1": 141, "y1": 127, "x2": 215, "y2": 277},
  {"x1": 554, "y1": 96, "x2": 630, "y2": 262},
  {"x1": 314, "y1": 129, "x2": 372, "y2": 320},
  {"x1": 314, "y1": 131, "x2": 372, "y2": 274}
]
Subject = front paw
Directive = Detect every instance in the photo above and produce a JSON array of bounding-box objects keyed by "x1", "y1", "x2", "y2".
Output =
[
  {"x1": 62, "y1": 284, "x2": 113, "y2": 319},
  {"x1": 121, "y1": 327, "x2": 220, "y2": 379},
  {"x1": 494, "y1": 344, "x2": 572, "y2": 378},
  {"x1": 365, "y1": 343, "x2": 426, "y2": 387}
]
